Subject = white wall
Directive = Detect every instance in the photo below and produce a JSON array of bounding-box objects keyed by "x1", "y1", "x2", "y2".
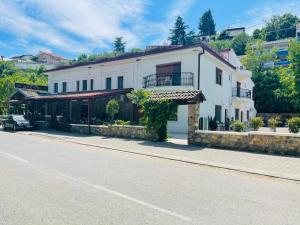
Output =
[{"x1": 47, "y1": 46, "x2": 256, "y2": 133}]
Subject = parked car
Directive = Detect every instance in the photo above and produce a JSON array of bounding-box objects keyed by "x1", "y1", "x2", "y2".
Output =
[{"x1": 3, "y1": 115, "x2": 33, "y2": 131}]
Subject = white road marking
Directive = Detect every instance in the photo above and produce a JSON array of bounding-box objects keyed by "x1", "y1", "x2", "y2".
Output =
[
  {"x1": 59, "y1": 173, "x2": 192, "y2": 223},
  {"x1": 0, "y1": 152, "x2": 29, "y2": 163}
]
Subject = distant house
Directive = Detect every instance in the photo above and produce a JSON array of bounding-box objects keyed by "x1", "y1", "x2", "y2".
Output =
[
  {"x1": 37, "y1": 51, "x2": 68, "y2": 65},
  {"x1": 10, "y1": 55, "x2": 34, "y2": 62},
  {"x1": 226, "y1": 27, "x2": 245, "y2": 38}
]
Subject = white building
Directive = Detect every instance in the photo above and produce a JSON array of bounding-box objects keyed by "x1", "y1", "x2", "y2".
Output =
[{"x1": 45, "y1": 44, "x2": 256, "y2": 133}]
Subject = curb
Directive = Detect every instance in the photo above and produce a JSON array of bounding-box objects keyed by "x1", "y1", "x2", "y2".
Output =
[{"x1": 21, "y1": 132, "x2": 300, "y2": 183}]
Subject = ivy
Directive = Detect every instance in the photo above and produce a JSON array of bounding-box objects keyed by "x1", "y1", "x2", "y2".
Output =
[{"x1": 143, "y1": 99, "x2": 177, "y2": 141}]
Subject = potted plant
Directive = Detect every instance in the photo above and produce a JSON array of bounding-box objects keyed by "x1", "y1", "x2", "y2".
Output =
[{"x1": 268, "y1": 117, "x2": 279, "y2": 132}]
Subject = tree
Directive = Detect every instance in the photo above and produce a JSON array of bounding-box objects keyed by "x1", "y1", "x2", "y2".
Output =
[
  {"x1": 105, "y1": 99, "x2": 119, "y2": 122},
  {"x1": 127, "y1": 89, "x2": 149, "y2": 112},
  {"x1": 77, "y1": 54, "x2": 88, "y2": 63},
  {"x1": 264, "y1": 13, "x2": 299, "y2": 41},
  {"x1": 113, "y1": 37, "x2": 126, "y2": 53},
  {"x1": 169, "y1": 16, "x2": 189, "y2": 45},
  {"x1": 252, "y1": 28, "x2": 265, "y2": 40},
  {"x1": 217, "y1": 30, "x2": 231, "y2": 40},
  {"x1": 231, "y1": 33, "x2": 249, "y2": 56},
  {"x1": 198, "y1": 10, "x2": 216, "y2": 36}
]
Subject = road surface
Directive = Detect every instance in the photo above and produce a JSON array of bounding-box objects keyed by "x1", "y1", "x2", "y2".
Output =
[{"x1": 0, "y1": 130, "x2": 300, "y2": 225}]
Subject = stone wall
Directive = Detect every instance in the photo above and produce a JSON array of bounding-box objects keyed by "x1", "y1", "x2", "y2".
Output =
[
  {"x1": 192, "y1": 130, "x2": 300, "y2": 156},
  {"x1": 70, "y1": 124, "x2": 154, "y2": 140}
]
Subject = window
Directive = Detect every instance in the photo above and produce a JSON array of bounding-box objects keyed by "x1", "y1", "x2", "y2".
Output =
[
  {"x1": 247, "y1": 110, "x2": 250, "y2": 121},
  {"x1": 240, "y1": 111, "x2": 244, "y2": 122},
  {"x1": 76, "y1": 81, "x2": 80, "y2": 92},
  {"x1": 90, "y1": 79, "x2": 94, "y2": 91},
  {"x1": 82, "y1": 80, "x2": 87, "y2": 91},
  {"x1": 215, "y1": 105, "x2": 222, "y2": 122},
  {"x1": 106, "y1": 77, "x2": 112, "y2": 90},
  {"x1": 62, "y1": 82, "x2": 67, "y2": 93},
  {"x1": 117, "y1": 76, "x2": 124, "y2": 89},
  {"x1": 235, "y1": 108, "x2": 239, "y2": 120},
  {"x1": 216, "y1": 68, "x2": 222, "y2": 85},
  {"x1": 54, "y1": 83, "x2": 58, "y2": 93}
]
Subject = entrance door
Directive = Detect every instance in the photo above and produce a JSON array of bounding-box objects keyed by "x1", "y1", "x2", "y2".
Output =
[{"x1": 156, "y1": 63, "x2": 181, "y2": 86}]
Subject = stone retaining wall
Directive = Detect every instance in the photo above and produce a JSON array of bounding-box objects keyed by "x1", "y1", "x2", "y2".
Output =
[
  {"x1": 192, "y1": 130, "x2": 300, "y2": 156},
  {"x1": 70, "y1": 124, "x2": 154, "y2": 140}
]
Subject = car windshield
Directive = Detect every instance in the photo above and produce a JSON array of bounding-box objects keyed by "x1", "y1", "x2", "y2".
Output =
[{"x1": 12, "y1": 115, "x2": 26, "y2": 121}]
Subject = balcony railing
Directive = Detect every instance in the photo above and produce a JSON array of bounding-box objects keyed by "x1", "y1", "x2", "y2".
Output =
[
  {"x1": 143, "y1": 72, "x2": 194, "y2": 88},
  {"x1": 232, "y1": 87, "x2": 252, "y2": 99}
]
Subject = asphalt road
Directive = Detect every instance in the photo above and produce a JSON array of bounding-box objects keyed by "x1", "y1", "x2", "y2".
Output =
[{"x1": 0, "y1": 131, "x2": 300, "y2": 225}]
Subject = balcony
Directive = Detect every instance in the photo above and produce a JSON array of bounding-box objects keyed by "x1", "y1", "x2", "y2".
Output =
[
  {"x1": 143, "y1": 72, "x2": 194, "y2": 88},
  {"x1": 232, "y1": 87, "x2": 252, "y2": 99}
]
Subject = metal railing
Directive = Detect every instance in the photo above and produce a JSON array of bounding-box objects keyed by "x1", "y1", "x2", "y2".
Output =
[
  {"x1": 143, "y1": 72, "x2": 194, "y2": 88},
  {"x1": 232, "y1": 87, "x2": 252, "y2": 99}
]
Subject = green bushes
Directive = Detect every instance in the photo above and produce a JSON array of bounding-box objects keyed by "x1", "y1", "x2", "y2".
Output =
[
  {"x1": 115, "y1": 120, "x2": 130, "y2": 126},
  {"x1": 288, "y1": 117, "x2": 300, "y2": 133},
  {"x1": 232, "y1": 120, "x2": 245, "y2": 132},
  {"x1": 250, "y1": 117, "x2": 264, "y2": 131},
  {"x1": 268, "y1": 117, "x2": 279, "y2": 132}
]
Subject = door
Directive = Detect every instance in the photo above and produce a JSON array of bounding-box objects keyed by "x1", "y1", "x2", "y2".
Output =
[{"x1": 156, "y1": 63, "x2": 181, "y2": 86}]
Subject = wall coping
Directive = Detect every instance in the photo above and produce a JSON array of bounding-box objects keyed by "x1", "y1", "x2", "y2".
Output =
[
  {"x1": 70, "y1": 124, "x2": 146, "y2": 129},
  {"x1": 195, "y1": 130, "x2": 300, "y2": 138}
]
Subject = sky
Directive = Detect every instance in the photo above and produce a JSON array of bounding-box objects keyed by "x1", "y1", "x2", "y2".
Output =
[{"x1": 0, "y1": 0, "x2": 300, "y2": 59}]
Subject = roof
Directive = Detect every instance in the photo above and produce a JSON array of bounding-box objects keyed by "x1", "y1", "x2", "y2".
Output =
[
  {"x1": 38, "y1": 51, "x2": 67, "y2": 60},
  {"x1": 149, "y1": 90, "x2": 206, "y2": 104},
  {"x1": 10, "y1": 88, "x2": 133, "y2": 101},
  {"x1": 226, "y1": 27, "x2": 245, "y2": 31},
  {"x1": 45, "y1": 43, "x2": 236, "y2": 72}
]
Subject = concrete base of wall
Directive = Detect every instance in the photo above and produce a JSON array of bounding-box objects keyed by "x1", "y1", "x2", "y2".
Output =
[
  {"x1": 193, "y1": 130, "x2": 300, "y2": 156},
  {"x1": 70, "y1": 124, "x2": 155, "y2": 140}
]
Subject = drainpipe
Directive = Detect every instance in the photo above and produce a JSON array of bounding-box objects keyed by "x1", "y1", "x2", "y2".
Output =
[{"x1": 197, "y1": 48, "x2": 205, "y2": 90}]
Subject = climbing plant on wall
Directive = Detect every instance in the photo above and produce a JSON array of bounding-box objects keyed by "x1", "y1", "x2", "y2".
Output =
[{"x1": 143, "y1": 99, "x2": 177, "y2": 141}]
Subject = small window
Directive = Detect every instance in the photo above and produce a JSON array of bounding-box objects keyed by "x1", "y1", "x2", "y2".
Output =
[
  {"x1": 106, "y1": 77, "x2": 112, "y2": 90},
  {"x1": 216, "y1": 68, "x2": 222, "y2": 85},
  {"x1": 117, "y1": 76, "x2": 123, "y2": 89},
  {"x1": 76, "y1": 81, "x2": 80, "y2": 92},
  {"x1": 215, "y1": 105, "x2": 222, "y2": 122},
  {"x1": 82, "y1": 80, "x2": 87, "y2": 91},
  {"x1": 62, "y1": 82, "x2": 67, "y2": 93},
  {"x1": 54, "y1": 83, "x2": 58, "y2": 93},
  {"x1": 90, "y1": 79, "x2": 94, "y2": 91}
]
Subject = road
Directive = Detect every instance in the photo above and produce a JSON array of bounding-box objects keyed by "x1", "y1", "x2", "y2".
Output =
[{"x1": 0, "y1": 131, "x2": 300, "y2": 225}]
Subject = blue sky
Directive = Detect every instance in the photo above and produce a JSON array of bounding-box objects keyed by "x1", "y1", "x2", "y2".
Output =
[{"x1": 0, "y1": 0, "x2": 300, "y2": 59}]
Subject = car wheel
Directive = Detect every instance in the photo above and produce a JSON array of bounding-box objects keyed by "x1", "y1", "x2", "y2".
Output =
[{"x1": 13, "y1": 124, "x2": 17, "y2": 132}]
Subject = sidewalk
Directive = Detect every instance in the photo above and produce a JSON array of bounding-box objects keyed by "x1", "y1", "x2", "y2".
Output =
[{"x1": 20, "y1": 130, "x2": 300, "y2": 182}]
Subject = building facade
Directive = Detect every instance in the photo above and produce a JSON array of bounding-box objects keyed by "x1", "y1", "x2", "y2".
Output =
[{"x1": 44, "y1": 44, "x2": 255, "y2": 133}]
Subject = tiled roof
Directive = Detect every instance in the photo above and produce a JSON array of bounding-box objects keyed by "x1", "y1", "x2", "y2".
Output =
[
  {"x1": 45, "y1": 43, "x2": 236, "y2": 72},
  {"x1": 30, "y1": 88, "x2": 132, "y2": 100},
  {"x1": 149, "y1": 90, "x2": 206, "y2": 104}
]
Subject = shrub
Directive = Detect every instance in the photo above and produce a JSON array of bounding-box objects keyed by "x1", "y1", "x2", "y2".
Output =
[
  {"x1": 115, "y1": 120, "x2": 130, "y2": 126},
  {"x1": 268, "y1": 117, "x2": 279, "y2": 132},
  {"x1": 232, "y1": 120, "x2": 245, "y2": 132},
  {"x1": 105, "y1": 99, "x2": 119, "y2": 123},
  {"x1": 288, "y1": 117, "x2": 300, "y2": 133},
  {"x1": 208, "y1": 116, "x2": 218, "y2": 131},
  {"x1": 250, "y1": 117, "x2": 264, "y2": 131}
]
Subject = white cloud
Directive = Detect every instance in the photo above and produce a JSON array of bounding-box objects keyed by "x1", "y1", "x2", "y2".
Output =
[
  {"x1": 226, "y1": 0, "x2": 300, "y2": 34},
  {"x1": 0, "y1": 0, "x2": 197, "y2": 56}
]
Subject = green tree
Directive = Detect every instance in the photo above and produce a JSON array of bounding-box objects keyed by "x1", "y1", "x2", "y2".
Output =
[
  {"x1": 105, "y1": 99, "x2": 119, "y2": 122},
  {"x1": 198, "y1": 10, "x2": 216, "y2": 36},
  {"x1": 113, "y1": 37, "x2": 126, "y2": 53},
  {"x1": 217, "y1": 30, "x2": 231, "y2": 40},
  {"x1": 127, "y1": 89, "x2": 150, "y2": 112},
  {"x1": 231, "y1": 33, "x2": 249, "y2": 56},
  {"x1": 209, "y1": 40, "x2": 232, "y2": 51},
  {"x1": 264, "y1": 13, "x2": 299, "y2": 41},
  {"x1": 169, "y1": 16, "x2": 189, "y2": 45},
  {"x1": 252, "y1": 28, "x2": 265, "y2": 40},
  {"x1": 77, "y1": 54, "x2": 88, "y2": 63}
]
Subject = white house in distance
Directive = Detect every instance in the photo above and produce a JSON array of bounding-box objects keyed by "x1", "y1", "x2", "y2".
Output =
[{"x1": 45, "y1": 43, "x2": 255, "y2": 133}]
